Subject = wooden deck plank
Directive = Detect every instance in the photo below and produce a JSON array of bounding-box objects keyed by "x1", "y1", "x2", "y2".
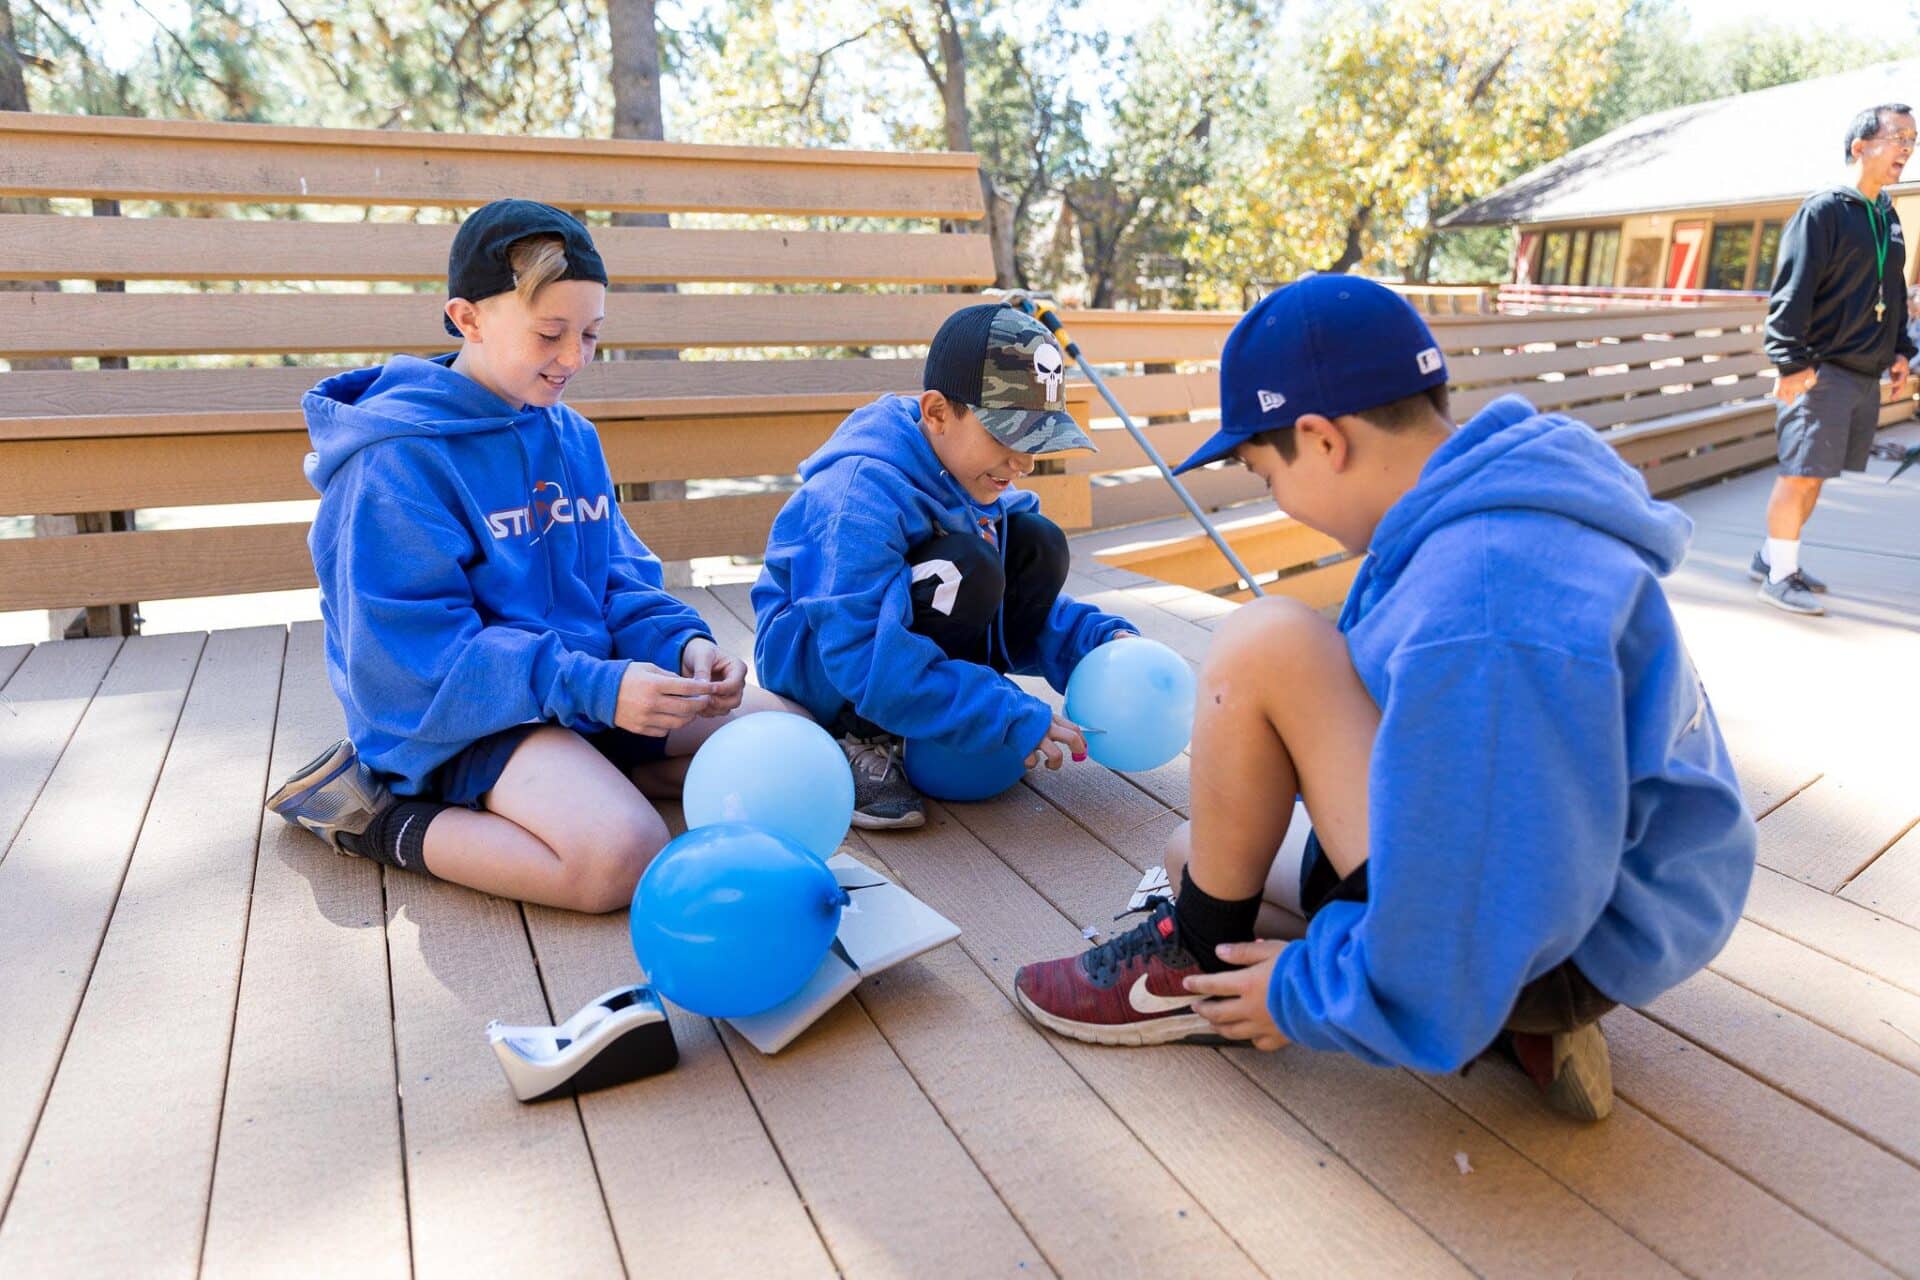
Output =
[
  {"x1": 1741, "y1": 866, "x2": 1920, "y2": 997},
  {"x1": 1604, "y1": 1009, "x2": 1920, "y2": 1274},
  {"x1": 1754, "y1": 768, "x2": 1919, "y2": 892},
  {"x1": 1708, "y1": 921, "x2": 1920, "y2": 1076},
  {"x1": 0, "y1": 632, "x2": 203, "y2": 1211},
  {"x1": 0, "y1": 627, "x2": 284, "y2": 1277},
  {"x1": 0, "y1": 644, "x2": 26, "y2": 686},
  {"x1": 847, "y1": 838, "x2": 1266, "y2": 1279},
  {"x1": 381, "y1": 877, "x2": 625, "y2": 1278},
  {"x1": 1426, "y1": 1046, "x2": 1891, "y2": 1278},
  {"x1": 520, "y1": 902, "x2": 837, "y2": 1280},
  {"x1": 1843, "y1": 822, "x2": 1920, "y2": 933},
  {"x1": 867, "y1": 808, "x2": 1470, "y2": 1277},
  {"x1": 718, "y1": 994, "x2": 1049, "y2": 1277},
  {"x1": 0, "y1": 636, "x2": 121, "y2": 862},
  {"x1": 202, "y1": 622, "x2": 408, "y2": 1279},
  {"x1": 1642, "y1": 970, "x2": 1920, "y2": 1166}
]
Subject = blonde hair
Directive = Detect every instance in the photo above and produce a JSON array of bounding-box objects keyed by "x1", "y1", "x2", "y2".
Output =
[{"x1": 506, "y1": 235, "x2": 571, "y2": 305}]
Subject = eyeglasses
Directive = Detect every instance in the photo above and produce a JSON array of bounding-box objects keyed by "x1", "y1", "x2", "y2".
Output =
[{"x1": 1877, "y1": 133, "x2": 1919, "y2": 147}]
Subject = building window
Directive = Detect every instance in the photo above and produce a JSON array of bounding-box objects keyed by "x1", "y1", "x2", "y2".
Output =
[
  {"x1": 1753, "y1": 221, "x2": 1784, "y2": 290},
  {"x1": 1540, "y1": 231, "x2": 1572, "y2": 285},
  {"x1": 1585, "y1": 229, "x2": 1621, "y2": 286},
  {"x1": 1705, "y1": 223, "x2": 1754, "y2": 291}
]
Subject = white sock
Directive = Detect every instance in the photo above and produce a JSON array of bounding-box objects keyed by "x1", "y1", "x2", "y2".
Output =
[{"x1": 1767, "y1": 537, "x2": 1800, "y2": 584}]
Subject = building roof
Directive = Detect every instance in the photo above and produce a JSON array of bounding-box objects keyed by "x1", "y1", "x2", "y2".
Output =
[{"x1": 1439, "y1": 60, "x2": 1920, "y2": 229}]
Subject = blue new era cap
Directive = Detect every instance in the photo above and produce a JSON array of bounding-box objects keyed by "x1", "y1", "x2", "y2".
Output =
[{"x1": 1172, "y1": 276, "x2": 1449, "y2": 475}]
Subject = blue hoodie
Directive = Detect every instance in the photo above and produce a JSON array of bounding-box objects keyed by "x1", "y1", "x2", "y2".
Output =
[
  {"x1": 752, "y1": 395, "x2": 1132, "y2": 754},
  {"x1": 303, "y1": 355, "x2": 711, "y2": 795},
  {"x1": 1268, "y1": 396, "x2": 1757, "y2": 1072}
]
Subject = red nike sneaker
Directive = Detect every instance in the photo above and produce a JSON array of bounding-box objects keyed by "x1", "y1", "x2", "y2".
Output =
[{"x1": 1014, "y1": 899, "x2": 1220, "y2": 1046}]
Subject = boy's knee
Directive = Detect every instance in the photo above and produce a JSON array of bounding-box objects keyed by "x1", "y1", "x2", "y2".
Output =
[
  {"x1": 1006, "y1": 511, "x2": 1069, "y2": 582},
  {"x1": 1209, "y1": 595, "x2": 1341, "y2": 675},
  {"x1": 560, "y1": 808, "x2": 669, "y2": 913},
  {"x1": 907, "y1": 529, "x2": 1004, "y2": 633}
]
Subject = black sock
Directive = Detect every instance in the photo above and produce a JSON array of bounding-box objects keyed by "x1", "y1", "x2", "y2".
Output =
[
  {"x1": 340, "y1": 800, "x2": 448, "y2": 877},
  {"x1": 1174, "y1": 867, "x2": 1261, "y2": 973}
]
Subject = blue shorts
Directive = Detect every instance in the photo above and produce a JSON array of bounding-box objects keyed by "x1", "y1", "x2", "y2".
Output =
[{"x1": 431, "y1": 724, "x2": 671, "y2": 808}]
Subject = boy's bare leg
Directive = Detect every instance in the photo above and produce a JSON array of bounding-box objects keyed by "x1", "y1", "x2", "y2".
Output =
[
  {"x1": 1183, "y1": 595, "x2": 1379, "y2": 904},
  {"x1": 422, "y1": 688, "x2": 811, "y2": 908},
  {"x1": 423, "y1": 727, "x2": 670, "y2": 912}
]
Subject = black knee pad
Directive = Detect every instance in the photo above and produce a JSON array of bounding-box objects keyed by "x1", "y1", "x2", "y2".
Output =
[{"x1": 1004, "y1": 511, "x2": 1069, "y2": 594}]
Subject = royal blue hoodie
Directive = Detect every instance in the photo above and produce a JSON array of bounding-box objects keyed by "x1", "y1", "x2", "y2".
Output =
[
  {"x1": 1268, "y1": 396, "x2": 1757, "y2": 1072},
  {"x1": 303, "y1": 355, "x2": 711, "y2": 795},
  {"x1": 752, "y1": 395, "x2": 1132, "y2": 754}
]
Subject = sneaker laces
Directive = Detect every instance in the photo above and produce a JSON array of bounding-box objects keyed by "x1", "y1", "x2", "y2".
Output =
[
  {"x1": 846, "y1": 738, "x2": 901, "y2": 783},
  {"x1": 1785, "y1": 570, "x2": 1817, "y2": 593},
  {"x1": 1081, "y1": 899, "x2": 1187, "y2": 986}
]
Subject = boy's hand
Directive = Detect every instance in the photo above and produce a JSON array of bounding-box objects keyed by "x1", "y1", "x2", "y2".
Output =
[
  {"x1": 680, "y1": 638, "x2": 747, "y2": 717},
  {"x1": 615, "y1": 661, "x2": 715, "y2": 736},
  {"x1": 1025, "y1": 713, "x2": 1089, "y2": 771},
  {"x1": 1105, "y1": 630, "x2": 1140, "y2": 643},
  {"x1": 1183, "y1": 940, "x2": 1292, "y2": 1051}
]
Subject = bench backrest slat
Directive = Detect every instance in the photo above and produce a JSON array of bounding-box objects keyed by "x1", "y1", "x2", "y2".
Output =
[
  {"x1": 0, "y1": 214, "x2": 995, "y2": 286},
  {"x1": 0, "y1": 111, "x2": 985, "y2": 217}
]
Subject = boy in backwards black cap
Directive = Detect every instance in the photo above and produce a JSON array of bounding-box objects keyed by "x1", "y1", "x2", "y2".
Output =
[{"x1": 267, "y1": 199, "x2": 794, "y2": 910}]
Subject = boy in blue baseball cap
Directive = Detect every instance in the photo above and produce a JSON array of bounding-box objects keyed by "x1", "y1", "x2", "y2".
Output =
[{"x1": 1014, "y1": 276, "x2": 1757, "y2": 1121}]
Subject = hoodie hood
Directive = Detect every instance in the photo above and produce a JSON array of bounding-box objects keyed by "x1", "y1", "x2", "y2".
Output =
[
  {"x1": 797, "y1": 394, "x2": 1020, "y2": 523},
  {"x1": 1361, "y1": 394, "x2": 1692, "y2": 602},
  {"x1": 304, "y1": 354, "x2": 532, "y2": 491}
]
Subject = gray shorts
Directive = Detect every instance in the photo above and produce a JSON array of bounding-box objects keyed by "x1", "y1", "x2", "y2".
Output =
[{"x1": 1776, "y1": 364, "x2": 1880, "y2": 478}]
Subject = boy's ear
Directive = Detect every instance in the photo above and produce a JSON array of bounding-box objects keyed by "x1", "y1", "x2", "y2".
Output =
[
  {"x1": 445, "y1": 298, "x2": 482, "y2": 342},
  {"x1": 1293, "y1": 413, "x2": 1352, "y2": 472},
  {"x1": 918, "y1": 389, "x2": 950, "y2": 434}
]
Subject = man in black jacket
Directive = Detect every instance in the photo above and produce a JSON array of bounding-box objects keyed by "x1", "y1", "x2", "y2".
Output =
[{"x1": 1758, "y1": 103, "x2": 1916, "y2": 616}]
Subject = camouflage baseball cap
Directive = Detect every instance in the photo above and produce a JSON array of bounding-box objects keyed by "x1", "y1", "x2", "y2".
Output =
[{"x1": 923, "y1": 303, "x2": 1097, "y2": 454}]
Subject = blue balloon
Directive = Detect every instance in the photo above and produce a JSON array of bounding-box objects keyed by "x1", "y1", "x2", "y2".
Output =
[
  {"x1": 630, "y1": 822, "x2": 848, "y2": 1017},
  {"x1": 682, "y1": 712, "x2": 854, "y2": 860},
  {"x1": 904, "y1": 734, "x2": 1029, "y2": 802},
  {"x1": 1064, "y1": 638, "x2": 1197, "y2": 772}
]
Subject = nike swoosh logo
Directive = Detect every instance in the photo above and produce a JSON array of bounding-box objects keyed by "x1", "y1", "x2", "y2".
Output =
[{"x1": 1128, "y1": 973, "x2": 1198, "y2": 1015}]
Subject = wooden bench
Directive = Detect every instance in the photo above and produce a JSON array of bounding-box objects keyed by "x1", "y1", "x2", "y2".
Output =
[{"x1": 1, "y1": 112, "x2": 1246, "y2": 632}]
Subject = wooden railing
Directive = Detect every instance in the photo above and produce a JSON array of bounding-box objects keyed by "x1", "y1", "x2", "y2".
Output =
[{"x1": 1498, "y1": 283, "x2": 1769, "y2": 313}]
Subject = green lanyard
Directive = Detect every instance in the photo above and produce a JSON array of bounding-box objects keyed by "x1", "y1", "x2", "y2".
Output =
[{"x1": 1862, "y1": 195, "x2": 1891, "y2": 322}]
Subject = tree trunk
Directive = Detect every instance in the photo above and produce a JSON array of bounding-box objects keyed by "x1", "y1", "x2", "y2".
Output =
[
  {"x1": 1325, "y1": 202, "x2": 1374, "y2": 274},
  {"x1": 607, "y1": 0, "x2": 689, "y2": 584},
  {"x1": 927, "y1": 4, "x2": 1014, "y2": 287}
]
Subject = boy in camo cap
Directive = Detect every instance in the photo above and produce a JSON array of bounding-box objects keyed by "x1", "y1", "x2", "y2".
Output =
[{"x1": 753, "y1": 302, "x2": 1140, "y2": 829}]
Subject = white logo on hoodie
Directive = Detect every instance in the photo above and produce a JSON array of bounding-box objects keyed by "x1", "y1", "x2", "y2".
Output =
[{"x1": 487, "y1": 480, "x2": 610, "y2": 540}]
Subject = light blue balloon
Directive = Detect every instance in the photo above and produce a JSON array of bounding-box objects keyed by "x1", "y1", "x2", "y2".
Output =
[
  {"x1": 630, "y1": 823, "x2": 849, "y2": 1018},
  {"x1": 682, "y1": 712, "x2": 854, "y2": 861},
  {"x1": 1064, "y1": 638, "x2": 1197, "y2": 772},
  {"x1": 904, "y1": 734, "x2": 1028, "y2": 802}
]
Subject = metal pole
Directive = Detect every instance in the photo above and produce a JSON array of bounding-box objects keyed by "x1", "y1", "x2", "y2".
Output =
[{"x1": 1005, "y1": 294, "x2": 1266, "y2": 598}]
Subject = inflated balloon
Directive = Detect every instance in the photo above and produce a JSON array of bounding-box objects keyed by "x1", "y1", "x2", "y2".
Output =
[
  {"x1": 1064, "y1": 637, "x2": 1197, "y2": 772},
  {"x1": 904, "y1": 734, "x2": 1029, "y2": 802},
  {"x1": 629, "y1": 822, "x2": 848, "y2": 1018},
  {"x1": 682, "y1": 712, "x2": 854, "y2": 860}
]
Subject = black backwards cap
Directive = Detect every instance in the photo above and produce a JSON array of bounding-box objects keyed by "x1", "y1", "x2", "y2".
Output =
[{"x1": 444, "y1": 199, "x2": 609, "y2": 337}]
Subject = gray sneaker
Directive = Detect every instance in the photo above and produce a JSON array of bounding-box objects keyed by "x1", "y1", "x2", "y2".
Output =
[
  {"x1": 838, "y1": 732, "x2": 925, "y2": 830},
  {"x1": 1757, "y1": 572, "x2": 1825, "y2": 616},
  {"x1": 1748, "y1": 549, "x2": 1826, "y2": 593},
  {"x1": 266, "y1": 738, "x2": 391, "y2": 853}
]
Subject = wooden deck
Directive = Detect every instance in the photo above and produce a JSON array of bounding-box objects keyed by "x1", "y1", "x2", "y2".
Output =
[{"x1": 5, "y1": 436, "x2": 1920, "y2": 1279}]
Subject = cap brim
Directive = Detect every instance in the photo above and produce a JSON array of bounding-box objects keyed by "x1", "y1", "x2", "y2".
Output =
[
  {"x1": 975, "y1": 406, "x2": 1098, "y2": 455},
  {"x1": 1171, "y1": 427, "x2": 1244, "y2": 475}
]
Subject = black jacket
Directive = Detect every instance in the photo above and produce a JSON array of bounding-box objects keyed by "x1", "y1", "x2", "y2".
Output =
[{"x1": 1765, "y1": 186, "x2": 1917, "y2": 376}]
